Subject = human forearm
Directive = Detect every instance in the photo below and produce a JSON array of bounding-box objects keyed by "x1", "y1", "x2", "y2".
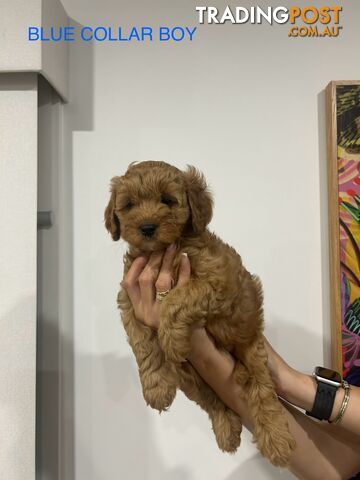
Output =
[
  {"x1": 187, "y1": 328, "x2": 360, "y2": 479},
  {"x1": 264, "y1": 338, "x2": 360, "y2": 436},
  {"x1": 187, "y1": 330, "x2": 317, "y2": 432},
  {"x1": 187, "y1": 327, "x2": 254, "y2": 429},
  {"x1": 262, "y1": 337, "x2": 317, "y2": 410}
]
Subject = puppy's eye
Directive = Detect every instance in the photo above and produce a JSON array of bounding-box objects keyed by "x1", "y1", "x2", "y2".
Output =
[
  {"x1": 161, "y1": 195, "x2": 176, "y2": 207},
  {"x1": 123, "y1": 201, "x2": 134, "y2": 210}
]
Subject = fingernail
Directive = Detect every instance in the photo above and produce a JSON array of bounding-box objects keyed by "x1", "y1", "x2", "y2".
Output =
[
  {"x1": 182, "y1": 252, "x2": 188, "y2": 257},
  {"x1": 169, "y1": 243, "x2": 177, "y2": 252}
]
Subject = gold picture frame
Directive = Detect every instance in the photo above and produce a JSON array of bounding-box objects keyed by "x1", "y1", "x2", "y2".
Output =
[{"x1": 326, "y1": 81, "x2": 360, "y2": 382}]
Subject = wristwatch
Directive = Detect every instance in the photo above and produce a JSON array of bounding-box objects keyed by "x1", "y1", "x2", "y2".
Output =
[{"x1": 306, "y1": 366, "x2": 343, "y2": 421}]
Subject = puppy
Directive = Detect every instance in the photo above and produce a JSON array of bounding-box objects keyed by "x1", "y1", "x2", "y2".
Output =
[{"x1": 105, "y1": 160, "x2": 295, "y2": 466}]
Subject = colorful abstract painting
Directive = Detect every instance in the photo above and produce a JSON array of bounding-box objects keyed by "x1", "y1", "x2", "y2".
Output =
[{"x1": 337, "y1": 84, "x2": 360, "y2": 387}]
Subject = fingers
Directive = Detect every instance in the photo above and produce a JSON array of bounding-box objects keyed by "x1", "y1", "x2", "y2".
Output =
[
  {"x1": 177, "y1": 253, "x2": 191, "y2": 287},
  {"x1": 123, "y1": 247, "x2": 191, "y2": 314},
  {"x1": 138, "y1": 251, "x2": 163, "y2": 305},
  {"x1": 122, "y1": 256, "x2": 148, "y2": 306},
  {"x1": 155, "y1": 244, "x2": 177, "y2": 293}
]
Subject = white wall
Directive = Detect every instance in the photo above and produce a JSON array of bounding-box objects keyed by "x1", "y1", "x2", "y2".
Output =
[
  {"x1": 0, "y1": 73, "x2": 38, "y2": 480},
  {"x1": 60, "y1": 1, "x2": 360, "y2": 478}
]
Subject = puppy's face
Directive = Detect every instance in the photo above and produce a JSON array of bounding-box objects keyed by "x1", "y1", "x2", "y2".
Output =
[
  {"x1": 105, "y1": 161, "x2": 213, "y2": 252},
  {"x1": 113, "y1": 164, "x2": 189, "y2": 251}
]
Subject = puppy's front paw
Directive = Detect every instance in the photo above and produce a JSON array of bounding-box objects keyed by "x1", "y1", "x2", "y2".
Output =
[{"x1": 158, "y1": 326, "x2": 190, "y2": 363}]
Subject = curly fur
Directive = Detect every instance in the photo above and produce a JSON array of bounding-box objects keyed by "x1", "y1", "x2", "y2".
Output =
[{"x1": 105, "y1": 160, "x2": 296, "y2": 466}]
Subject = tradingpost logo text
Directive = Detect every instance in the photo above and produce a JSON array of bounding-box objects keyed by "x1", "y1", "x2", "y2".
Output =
[{"x1": 196, "y1": 6, "x2": 343, "y2": 38}]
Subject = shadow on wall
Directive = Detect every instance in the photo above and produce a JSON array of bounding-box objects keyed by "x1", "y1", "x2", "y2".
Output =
[
  {"x1": 76, "y1": 350, "x2": 193, "y2": 480},
  {"x1": 39, "y1": 317, "x2": 192, "y2": 480},
  {"x1": 36, "y1": 16, "x2": 95, "y2": 480},
  {"x1": 58, "y1": 17, "x2": 95, "y2": 480}
]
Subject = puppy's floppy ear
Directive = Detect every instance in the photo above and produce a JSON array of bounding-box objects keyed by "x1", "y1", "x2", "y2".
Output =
[
  {"x1": 184, "y1": 165, "x2": 213, "y2": 233},
  {"x1": 104, "y1": 177, "x2": 121, "y2": 241}
]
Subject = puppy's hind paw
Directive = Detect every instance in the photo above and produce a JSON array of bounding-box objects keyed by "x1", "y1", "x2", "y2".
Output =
[
  {"x1": 212, "y1": 409, "x2": 243, "y2": 454},
  {"x1": 143, "y1": 384, "x2": 177, "y2": 413}
]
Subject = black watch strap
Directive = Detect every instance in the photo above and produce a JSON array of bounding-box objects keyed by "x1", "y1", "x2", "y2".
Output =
[{"x1": 306, "y1": 381, "x2": 338, "y2": 421}]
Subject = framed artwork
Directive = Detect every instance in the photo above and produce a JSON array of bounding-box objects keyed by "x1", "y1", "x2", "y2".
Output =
[{"x1": 327, "y1": 81, "x2": 360, "y2": 386}]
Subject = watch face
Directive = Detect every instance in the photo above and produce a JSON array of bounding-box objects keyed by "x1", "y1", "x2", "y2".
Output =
[{"x1": 315, "y1": 366, "x2": 342, "y2": 383}]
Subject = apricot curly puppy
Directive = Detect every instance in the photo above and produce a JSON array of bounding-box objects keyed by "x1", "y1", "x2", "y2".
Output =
[{"x1": 105, "y1": 160, "x2": 296, "y2": 466}]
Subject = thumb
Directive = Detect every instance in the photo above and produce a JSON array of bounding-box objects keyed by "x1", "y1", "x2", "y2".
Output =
[{"x1": 177, "y1": 253, "x2": 191, "y2": 287}]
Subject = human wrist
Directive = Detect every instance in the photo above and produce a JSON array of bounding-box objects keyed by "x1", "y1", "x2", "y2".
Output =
[
  {"x1": 302, "y1": 369, "x2": 350, "y2": 423},
  {"x1": 328, "y1": 382, "x2": 349, "y2": 423},
  {"x1": 264, "y1": 339, "x2": 307, "y2": 404},
  {"x1": 279, "y1": 368, "x2": 317, "y2": 412},
  {"x1": 187, "y1": 327, "x2": 215, "y2": 366}
]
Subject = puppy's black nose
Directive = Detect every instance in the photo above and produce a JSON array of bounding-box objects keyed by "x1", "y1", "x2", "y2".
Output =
[{"x1": 140, "y1": 223, "x2": 157, "y2": 237}]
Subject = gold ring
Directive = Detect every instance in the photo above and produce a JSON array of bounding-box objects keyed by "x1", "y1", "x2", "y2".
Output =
[{"x1": 156, "y1": 289, "x2": 171, "y2": 302}]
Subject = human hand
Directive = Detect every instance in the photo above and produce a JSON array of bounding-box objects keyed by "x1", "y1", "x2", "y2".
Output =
[{"x1": 122, "y1": 245, "x2": 191, "y2": 330}]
